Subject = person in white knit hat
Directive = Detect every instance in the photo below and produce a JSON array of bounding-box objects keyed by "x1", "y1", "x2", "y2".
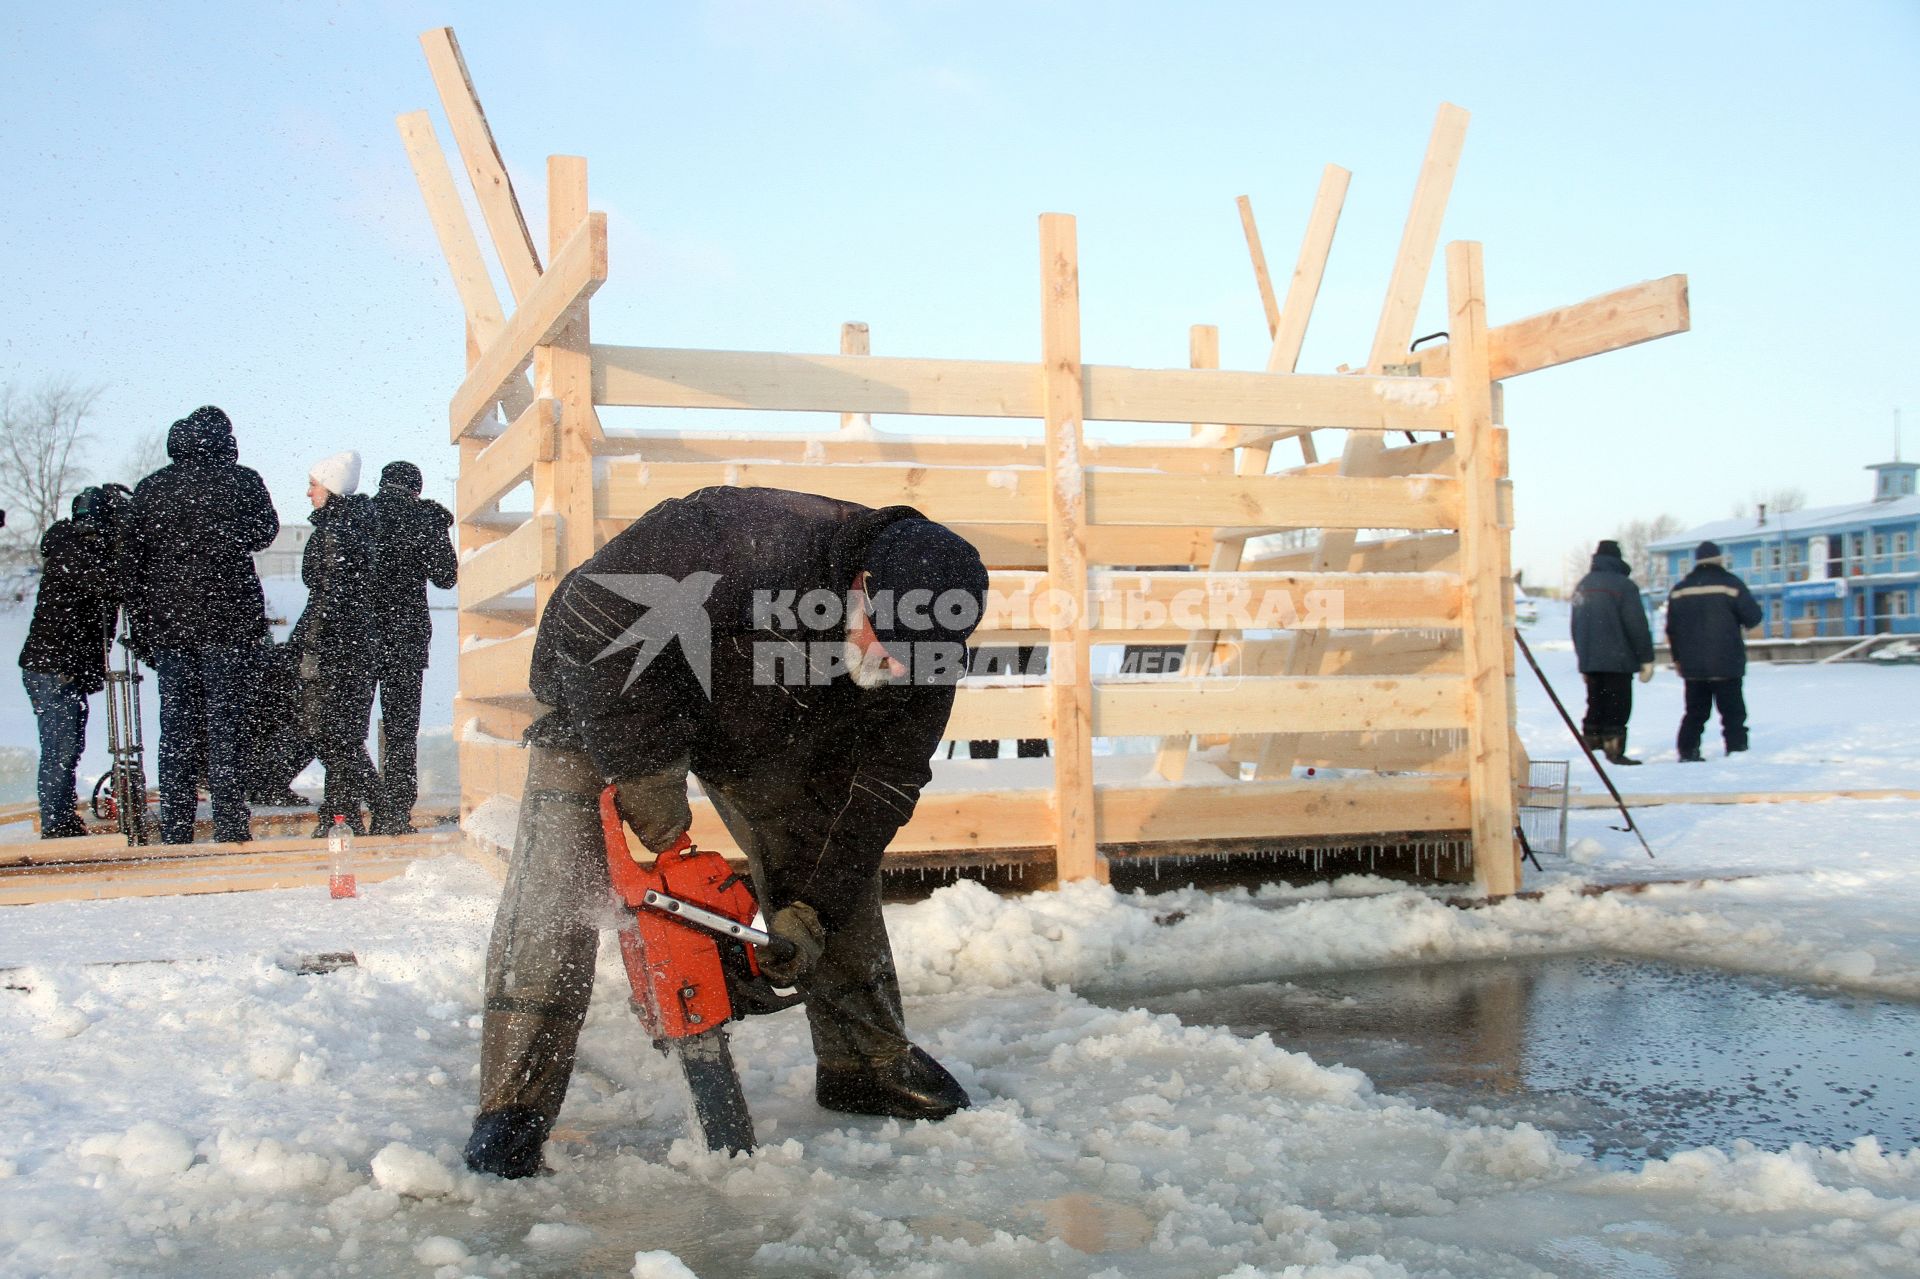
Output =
[{"x1": 291, "y1": 450, "x2": 382, "y2": 835}]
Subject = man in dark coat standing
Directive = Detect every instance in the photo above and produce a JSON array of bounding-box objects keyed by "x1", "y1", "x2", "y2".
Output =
[
  {"x1": 463, "y1": 485, "x2": 989, "y2": 1179},
  {"x1": 18, "y1": 489, "x2": 123, "y2": 837},
  {"x1": 129, "y1": 406, "x2": 279, "y2": 844},
  {"x1": 365, "y1": 461, "x2": 458, "y2": 834},
  {"x1": 1666, "y1": 539, "x2": 1764, "y2": 761},
  {"x1": 292, "y1": 451, "x2": 381, "y2": 835},
  {"x1": 1570, "y1": 538, "x2": 1656, "y2": 765}
]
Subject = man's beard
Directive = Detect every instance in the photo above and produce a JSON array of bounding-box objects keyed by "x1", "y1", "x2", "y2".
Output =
[{"x1": 844, "y1": 639, "x2": 901, "y2": 690}]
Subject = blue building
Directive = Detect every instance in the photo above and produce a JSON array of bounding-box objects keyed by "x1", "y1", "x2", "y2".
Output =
[{"x1": 1649, "y1": 459, "x2": 1920, "y2": 638}]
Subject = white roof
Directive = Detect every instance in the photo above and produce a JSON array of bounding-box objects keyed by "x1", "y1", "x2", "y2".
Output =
[{"x1": 1651, "y1": 494, "x2": 1920, "y2": 551}]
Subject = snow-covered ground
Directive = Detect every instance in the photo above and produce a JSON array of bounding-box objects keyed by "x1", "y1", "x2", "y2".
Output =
[{"x1": 3, "y1": 597, "x2": 1919, "y2": 1276}]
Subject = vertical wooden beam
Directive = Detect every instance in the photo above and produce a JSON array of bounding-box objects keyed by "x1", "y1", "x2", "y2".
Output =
[
  {"x1": 419, "y1": 28, "x2": 542, "y2": 303},
  {"x1": 397, "y1": 109, "x2": 534, "y2": 423},
  {"x1": 1155, "y1": 165, "x2": 1349, "y2": 779},
  {"x1": 533, "y1": 156, "x2": 603, "y2": 617},
  {"x1": 1448, "y1": 240, "x2": 1519, "y2": 896},
  {"x1": 840, "y1": 322, "x2": 870, "y2": 432},
  {"x1": 1038, "y1": 214, "x2": 1102, "y2": 885},
  {"x1": 1256, "y1": 108, "x2": 1466, "y2": 778},
  {"x1": 1187, "y1": 324, "x2": 1219, "y2": 439},
  {"x1": 1236, "y1": 195, "x2": 1282, "y2": 338}
]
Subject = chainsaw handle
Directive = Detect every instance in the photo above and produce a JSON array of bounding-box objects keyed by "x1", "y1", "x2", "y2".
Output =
[{"x1": 757, "y1": 936, "x2": 797, "y2": 966}]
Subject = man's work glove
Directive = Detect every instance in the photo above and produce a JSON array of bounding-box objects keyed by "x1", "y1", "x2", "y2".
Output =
[
  {"x1": 758, "y1": 902, "x2": 825, "y2": 988},
  {"x1": 613, "y1": 772, "x2": 692, "y2": 854},
  {"x1": 1638, "y1": 662, "x2": 1654, "y2": 684}
]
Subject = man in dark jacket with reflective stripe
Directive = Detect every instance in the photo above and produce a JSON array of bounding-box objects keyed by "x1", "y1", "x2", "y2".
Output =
[
  {"x1": 1666, "y1": 539, "x2": 1763, "y2": 760},
  {"x1": 365, "y1": 461, "x2": 458, "y2": 834},
  {"x1": 17, "y1": 489, "x2": 124, "y2": 837},
  {"x1": 464, "y1": 485, "x2": 989, "y2": 1179},
  {"x1": 1570, "y1": 538, "x2": 1656, "y2": 765},
  {"x1": 129, "y1": 406, "x2": 279, "y2": 843}
]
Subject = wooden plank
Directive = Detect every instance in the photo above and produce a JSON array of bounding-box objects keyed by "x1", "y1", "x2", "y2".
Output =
[
  {"x1": 459, "y1": 628, "x2": 536, "y2": 703},
  {"x1": 591, "y1": 429, "x2": 1225, "y2": 473},
  {"x1": 396, "y1": 110, "x2": 509, "y2": 343},
  {"x1": 418, "y1": 27, "x2": 541, "y2": 301},
  {"x1": 1290, "y1": 731, "x2": 1469, "y2": 774},
  {"x1": 460, "y1": 734, "x2": 530, "y2": 807},
  {"x1": 1088, "y1": 472, "x2": 1461, "y2": 531},
  {"x1": 1188, "y1": 323, "x2": 1219, "y2": 439},
  {"x1": 1256, "y1": 104, "x2": 1469, "y2": 780},
  {"x1": 1283, "y1": 437, "x2": 1455, "y2": 480},
  {"x1": 602, "y1": 459, "x2": 1043, "y2": 525},
  {"x1": 1096, "y1": 775, "x2": 1467, "y2": 845},
  {"x1": 980, "y1": 570, "x2": 1464, "y2": 634},
  {"x1": 1447, "y1": 240, "x2": 1519, "y2": 896},
  {"x1": 450, "y1": 211, "x2": 607, "y2": 441},
  {"x1": 1156, "y1": 167, "x2": 1349, "y2": 779},
  {"x1": 591, "y1": 344, "x2": 1450, "y2": 432},
  {"x1": 1039, "y1": 213, "x2": 1101, "y2": 884},
  {"x1": 1566, "y1": 789, "x2": 1920, "y2": 809},
  {"x1": 1237, "y1": 195, "x2": 1282, "y2": 338},
  {"x1": 0, "y1": 839, "x2": 452, "y2": 906},
  {"x1": 945, "y1": 683, "x2": 1051, "y2": 740},
  {"x1": 458, "y1": 514, "x2": 557, "y2": 612},
  {"x1": 1099, "y1": 675, "x2": 1468, "y2": 736},
  {"x1": 1405, "y1": 274, "x2": 1691, "y2": 381},
  {"x1": 456, "y1": 397, "x2": 558, "y2": 521},
  {"x1": 1245, "y1": 531, "x2": 1459, "y2": 574}
]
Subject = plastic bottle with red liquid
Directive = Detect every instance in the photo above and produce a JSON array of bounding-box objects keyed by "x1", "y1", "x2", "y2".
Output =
[{"x1": 327, "y1": 815, "x2": 357, "y2": 899}]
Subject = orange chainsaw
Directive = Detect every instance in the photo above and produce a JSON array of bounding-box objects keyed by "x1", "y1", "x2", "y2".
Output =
[{"x1": 597, "y1": 786, "x2": 802, "y2": 1154}]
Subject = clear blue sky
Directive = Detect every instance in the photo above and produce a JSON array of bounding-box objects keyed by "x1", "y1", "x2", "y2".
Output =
[{"x1": 4, "y1": 1, "x2": 1916, "y2": 586}]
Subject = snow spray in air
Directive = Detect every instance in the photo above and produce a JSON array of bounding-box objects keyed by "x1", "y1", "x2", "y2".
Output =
[{"x1": 327, "y1": 815, "x2": 357, "y2": 899}]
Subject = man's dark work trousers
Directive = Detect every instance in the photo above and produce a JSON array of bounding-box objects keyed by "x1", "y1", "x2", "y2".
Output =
[
  {"x1": 309, "y1": 667, "x2": 380, "y2": 826},
  {"x1": 1678, "y1": 678, "x2": 1748, "y2": 757},
  {"x1": 156, "y1": 644, "x2": 258, "y2": 843},
  {"x1": 1581, "y1": 672, "x2": 1634, "y2": 740},
  {"x1": 477, "y1": 745, "x2": 914, "y2": 1139}
]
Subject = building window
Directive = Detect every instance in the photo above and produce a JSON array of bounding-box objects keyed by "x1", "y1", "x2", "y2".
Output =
[
  {"x1": 1896, "y1": 532, "x2": 1911, "y2": 557},
  {"x1": 1875, "y1": 533, "x2": 1889, "y2": 559}
]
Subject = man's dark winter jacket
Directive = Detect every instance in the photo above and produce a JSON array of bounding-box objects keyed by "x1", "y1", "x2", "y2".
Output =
[
  {"x1": 528, "y1": 487, "x2": 976, "y2": 922},
  {"x1": 367, "y1": 492, "x2": 458, "y2": 668},
  {"x1": 292, "y1": 494, "x2": 376, "y2": 670},
  {"x1": 1665, "y1": 561, "x2": 1762, "y2": 681},
  {"x1": 129, "y1": 412, "x2": 279, "y2": 653},
  {"x1": 1571, "y1": 553, "x2": 1655, "y2": 674},
  {"x1": 18, "y1": 517, "x2": 119, "y2": 691}
]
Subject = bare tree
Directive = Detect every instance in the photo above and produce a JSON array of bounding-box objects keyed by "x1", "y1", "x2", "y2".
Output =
[
  {"x1": 0, "y1": 379, "x2": 103, "y2": 559},
  {"x1": 1732, "y1": 487, "x2": 1808, "y2": 520},
  {"x1": 1613, "y1": 513, "x2": 1685, "y2": 582},
  {"x1": 113, "y1": 430, "x2": 169, "y2": 488}
]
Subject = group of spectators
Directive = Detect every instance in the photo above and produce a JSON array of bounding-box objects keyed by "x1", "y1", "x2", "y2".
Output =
[
  {"x1": 1571, "y1": 536, "x2": 1763, "y2": 765},
  {"x1": 17, "y1": 404, "x2": 457, "y2": 842}
]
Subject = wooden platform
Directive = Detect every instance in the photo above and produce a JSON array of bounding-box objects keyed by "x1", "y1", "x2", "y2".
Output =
[
  {"x1": 0, "y1": 830, "x2": 462, "y2": 906},
  {"x1": 1570, "y1": 789, "x2": 1920, "y2": 810}
]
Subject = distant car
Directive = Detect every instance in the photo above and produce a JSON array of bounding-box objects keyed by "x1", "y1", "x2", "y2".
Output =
[{"x1": 1514, "y1": 585, "x2": 1540, "y2": 626}]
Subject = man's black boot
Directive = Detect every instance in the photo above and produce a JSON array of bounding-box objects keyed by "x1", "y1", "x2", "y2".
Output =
[
  {"x1": 817, "y1": 1046, "x2": 970, "y2": 1121},
  {"x1": 462, "y1": 1105, "x2": 551, "y2": 1179},
  {"x1": 1601, "y1": 734, "x2": 1642, "y2": 766}
]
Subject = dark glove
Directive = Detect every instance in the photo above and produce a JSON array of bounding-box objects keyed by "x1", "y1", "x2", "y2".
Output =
[
  {"x1": 424, "y1": 499, "x2": 454, "y2": 529},
  {"x1": 613, "y1": 771, "x2": 692, "y2": 854},
  {"x1": 758, "y1": 902, "x2": 825, "y2": 987}
]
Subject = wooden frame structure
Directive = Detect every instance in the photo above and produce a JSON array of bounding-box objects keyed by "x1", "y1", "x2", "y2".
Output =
[{"x1": 401, "y1": 29, "x2": 1688, "y2": 897}]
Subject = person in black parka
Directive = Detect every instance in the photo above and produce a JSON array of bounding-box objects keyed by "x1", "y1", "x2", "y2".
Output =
[
  {"x1": 18, "y1": 489, "x2": 124, "y2": 837},
  {"x1": 128, "y1": 406, "x2": 279, "y2": 844},
  {"x1": 1570, "y1": 538, "x2": 1656, "y2": 765},
  {"x1": 364, "y1": 461, "x2": 457, "y2": 834},
  {"x1": 1666, "y1": 539, "x2": 1764, "y2": 760},
  {"x1": 291, "y1": 451, "x2": 381, "y2": 835},
  {"x1": 463, "y1": 485, "x2": 989, "y2": 1179}
]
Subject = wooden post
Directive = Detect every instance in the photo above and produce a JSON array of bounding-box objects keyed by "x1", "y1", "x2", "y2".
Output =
[
  {"x1": 841, "y1": 322, "x2": 870, "y2": 432},
  {"x1": 1447, "y1": 240, "x2": 1519, "y2": 896},
  {"x1": 1038, "y1": 214, "x2": 1103, "y2": 884},
  {"x1": 534, "y1": 155, "x2": 602, "y2": 615}
]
